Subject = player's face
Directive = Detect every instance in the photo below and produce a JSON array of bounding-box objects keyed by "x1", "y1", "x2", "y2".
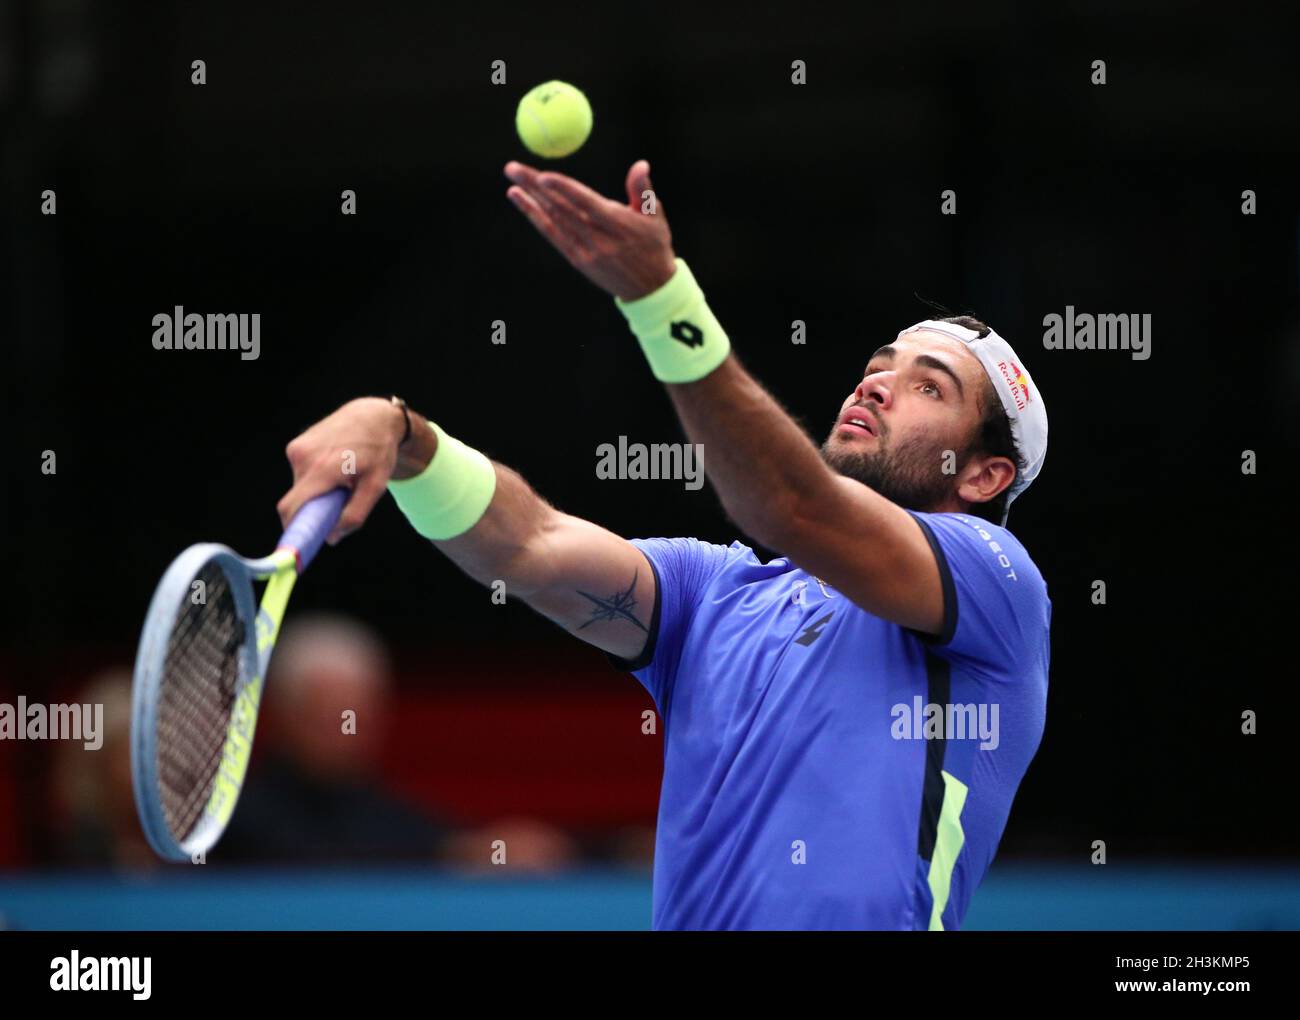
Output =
[{"x1": 820, "y1": 332, "x2": 989, "y2": 511}]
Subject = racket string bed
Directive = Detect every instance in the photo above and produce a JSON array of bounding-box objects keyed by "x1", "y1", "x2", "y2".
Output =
[{"x1": 155, "y1": 562, "x2": 244, "y2": 843}]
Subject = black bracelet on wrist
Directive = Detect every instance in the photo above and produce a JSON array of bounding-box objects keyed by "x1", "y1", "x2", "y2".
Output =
[{"x1": 390, "y1": 395, "x2": 413, "y2": 447}]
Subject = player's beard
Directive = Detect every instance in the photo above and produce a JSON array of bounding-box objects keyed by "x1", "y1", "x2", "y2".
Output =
[{"x1": 820, "y1": 417, "x2": 961, "y2": 512}]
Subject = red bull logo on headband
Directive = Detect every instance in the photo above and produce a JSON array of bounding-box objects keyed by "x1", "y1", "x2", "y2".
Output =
[{"x1": 996, "y1": 359, "x2": 1031, "y2": 411}]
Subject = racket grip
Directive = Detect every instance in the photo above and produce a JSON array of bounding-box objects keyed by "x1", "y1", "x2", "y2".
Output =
[{"x1": 277, "y1": 488, "x2": 349, "y2": 571}]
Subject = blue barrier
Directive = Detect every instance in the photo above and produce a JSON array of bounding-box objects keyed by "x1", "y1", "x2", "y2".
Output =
[{"x1": 1, "y1": 864, "x2": 1296, "y2": 930}]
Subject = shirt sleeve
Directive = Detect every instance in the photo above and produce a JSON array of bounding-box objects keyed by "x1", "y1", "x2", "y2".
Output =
[
  {"x1": 907, "y1": 512, "x2": 1051, "y2": 680},
  {"x1": 605, "y1": 536, "x2": 734, "y2": 713}
]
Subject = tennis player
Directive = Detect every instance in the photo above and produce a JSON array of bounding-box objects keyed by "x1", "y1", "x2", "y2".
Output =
[{"x1": 277, "y1": 159, "x2": 1051, "y2": 930}]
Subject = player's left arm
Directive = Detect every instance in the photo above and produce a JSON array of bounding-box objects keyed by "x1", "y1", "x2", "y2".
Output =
[{"x1": 504, "y1": 159, "x2": 943, "y2": 634}]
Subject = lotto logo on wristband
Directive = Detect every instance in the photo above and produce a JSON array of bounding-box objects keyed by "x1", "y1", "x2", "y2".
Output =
[
  {"x1": 616, "y1": 258, "x2": 732, "y2": 383},
  {"x1": 671, "y1": 320, "x2": 704, "y2": 348}
]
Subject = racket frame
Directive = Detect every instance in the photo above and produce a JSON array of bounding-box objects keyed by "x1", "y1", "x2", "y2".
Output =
[
  {"x1": 131, "y1": 488, "x2": 347, "y2": 863},
  {"x1": 131, "y1": 546, "x2": 299, "y2": 863}
]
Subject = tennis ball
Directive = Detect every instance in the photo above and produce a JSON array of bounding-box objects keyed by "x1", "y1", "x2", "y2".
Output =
[{"x1": 515, "y1": 80, "x2": 593, "y2": 159}]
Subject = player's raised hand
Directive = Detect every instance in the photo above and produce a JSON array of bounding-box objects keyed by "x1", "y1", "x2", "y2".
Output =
[{"x1": 504, "y1": 159, "x2": 678, "y2": 301}]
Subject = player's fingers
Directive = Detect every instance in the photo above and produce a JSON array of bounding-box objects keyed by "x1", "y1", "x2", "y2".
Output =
[
  {"x1": 507, "y1": 163, "x2": 574, "y2": 223},
  {"x1": 538, "y1": 173, "x2": 621, "y2": 229},
  {"x1": 505, "y1": 162, "x2": 607, "y2": 261},
  {"x1": 508, "y1": 184, "x2": 601, "y2": 264},
  {"x1": 505, "y1": 161, "x2": 601, "y2": 241},
  {"x1": 624, "y1": 160, "x2": 659, "y2": 215},
  {"x1": 328, "y1": 473, "x2": 387, "y2": 545},
  {"x1": 533, "y1": 179, "x2": 613, "y2": 244},
  {"x1": 528, "y1": 184, "x2": 607, "y2": 250},
  {"x1": 504, "y1": 160, "x2": 544, "y2": 189},
  {"x1": 277, "y1": 468, "x2": 355, "y2": 531},
  {"x1": 276, "y1": 482, "x2": 312, "y2": 531},
  {"x1": 507, "y1": 185, "x2": 580, "y2": 256}
]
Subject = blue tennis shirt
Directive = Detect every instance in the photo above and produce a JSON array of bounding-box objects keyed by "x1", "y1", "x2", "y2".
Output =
[{"x1": 609, "y1": 511, "x2": 1050, "y2": 930}]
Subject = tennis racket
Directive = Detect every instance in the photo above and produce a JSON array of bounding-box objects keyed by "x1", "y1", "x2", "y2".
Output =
[{"x1": 130, "y1": 487, "x2": 349, "y2": 863}]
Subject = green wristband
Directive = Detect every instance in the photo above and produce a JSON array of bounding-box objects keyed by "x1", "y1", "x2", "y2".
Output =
[
  {"x1": 614, "y1": 257, "x2": 731, "y2": 383},
  {"x1": 387, "y1": 421, "x2": 496, "y2": 540}
]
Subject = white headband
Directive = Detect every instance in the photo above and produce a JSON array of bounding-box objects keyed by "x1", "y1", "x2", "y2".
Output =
[{"x1": 895, "y1": 319, "x2": 1048, "y2": 524}]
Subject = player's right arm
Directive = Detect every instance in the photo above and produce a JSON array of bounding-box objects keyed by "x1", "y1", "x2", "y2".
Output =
[{"x1": 276, "y1": 397, "x2": 656, "y2": 662}]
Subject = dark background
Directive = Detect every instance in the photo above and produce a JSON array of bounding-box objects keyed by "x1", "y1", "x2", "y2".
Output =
[{"x1": 1, "y1": 0, "x2": 1296, "y2": 866}]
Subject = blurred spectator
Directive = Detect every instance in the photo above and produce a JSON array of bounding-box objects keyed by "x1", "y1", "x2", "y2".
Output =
[
  {"x1": 218, "y1": 612, "x2": 450, "y2": 864},
  {"x1": 442, "y1": 817, "x2": 581, "y2": 875},
  {"x1": 53, "y1": 669, "x2": 156, "y2": 870},
  {"x1": 218, "y1": 613, "x2": 579, "y2": 871}
]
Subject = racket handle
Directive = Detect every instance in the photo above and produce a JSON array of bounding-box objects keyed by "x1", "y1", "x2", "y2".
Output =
[{"x1": 277, "y1": 488, "x2": 349, "y2": 571}]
